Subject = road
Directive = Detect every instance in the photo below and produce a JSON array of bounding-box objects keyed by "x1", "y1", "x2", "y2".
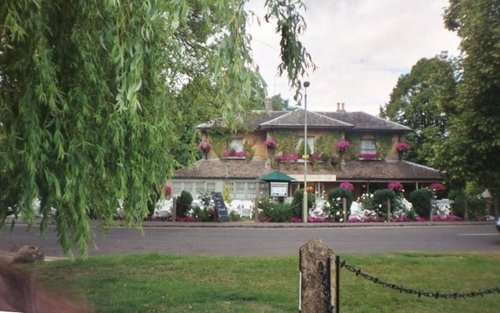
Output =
[{"x1": 1, "y1": 223, "x2": 498, "y2": 257}]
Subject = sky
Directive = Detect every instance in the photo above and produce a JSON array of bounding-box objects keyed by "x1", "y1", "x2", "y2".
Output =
[{"x1": 246, "y1": 0, "x2": 461, "y2": 115}]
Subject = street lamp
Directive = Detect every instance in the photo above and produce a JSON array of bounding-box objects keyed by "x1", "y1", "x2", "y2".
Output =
[{"x1": 302, "y1": 81, "x2": 310, "y2": 223}]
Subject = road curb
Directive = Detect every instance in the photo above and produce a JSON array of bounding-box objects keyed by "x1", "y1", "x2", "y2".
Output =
[{"x1": 136, "y1": 220, "x2": 492, "y2": 229}]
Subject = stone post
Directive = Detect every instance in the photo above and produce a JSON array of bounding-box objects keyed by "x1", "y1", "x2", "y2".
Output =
[
  {"x1": 387, "y1": 199, "x2": 391, "y2": 222},
  {"x1": 299, "y1": 239, "x2": 336, "y2": 312},
  {"x1": 342, "y1": 198, "x2": 347, "y2": 223}
]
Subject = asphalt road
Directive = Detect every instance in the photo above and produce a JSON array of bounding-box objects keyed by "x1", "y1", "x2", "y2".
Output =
[{"x1": 1, "y1": 223, "x2": 499, "y2": 257}]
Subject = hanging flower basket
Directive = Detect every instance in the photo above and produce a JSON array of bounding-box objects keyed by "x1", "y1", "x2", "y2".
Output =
[
  {"x1": 388, "y1": 181, "x2": 404, "y2": 192},
  {"x1": 198, "y1": 141, "x2": 211, "y2": 153},
  {"x1": 339, "y1": 182, "x2": 354, "y2": 191},
  {"x1": 396, "y1": 142, "x2": 410, "y2": 153},
  {"x1": 335, "y1": 139, "x2": 350, "y2": 153},
  {"x1": 263, "y1": 138, "x2": 277, "y2": 149},
  {"x1": 429, "y1": 182, "x2": 445, "y2": 192}
]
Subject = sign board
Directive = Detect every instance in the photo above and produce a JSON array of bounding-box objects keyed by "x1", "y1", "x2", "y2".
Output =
[
  {"x1": 289, "y1": 174, "x2": 336, "y2": 182},
  {"x1": 270, "y1": 182, "x2": 289, "y2": 197},
  {"x1": 212, "y1": 192, "x2": 229, "y2": 222}
]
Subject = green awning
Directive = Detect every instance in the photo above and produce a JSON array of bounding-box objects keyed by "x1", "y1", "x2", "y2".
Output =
[{"x1": 258, "y1": 170, "x2": 296, "y2": 182}]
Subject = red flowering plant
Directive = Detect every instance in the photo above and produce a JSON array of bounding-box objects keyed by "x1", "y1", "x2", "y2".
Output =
[
  {"x1": 276, "y1": 154, "x2": 287, "y2": 162},
  {"x1": 234, "y1": 150, "x2": 246, "y2": 158},
  {"x1": 388, "y1": 181, "x2": 404, "y2": 192},
  {"x1": 335, "y1": 139, "x2": 350, "y2": 153},
  {"x1": 429, "y1": 182, "x2": 445, "y2": 192},
  {"x1": 287, "y1": 153, "x2": 299, "y2": 162},
  {"x1": 339, "y1": 182, "x2": 354, "y2": 192},
  {"x1": 222, "y1": 149, "x2": 246, "y2": 158},
  {"x1": 164, "y1": 184, "x2": 172, "y2": 196},
  {"x1": 263, "y1": 138, "x2": 277, "y2": 149},
  {"x1": 359, "y1": 152, "x2": 379, "y2": 160},
  {"x1": 311, "y1": 154, "x2": 323, "y2": 162},
  {"x1": 198, "y1": 141, "x2": 211, "y2": 153},
  {"x1": 396, "y1": 142, "x2": 410, "y2": 153}
]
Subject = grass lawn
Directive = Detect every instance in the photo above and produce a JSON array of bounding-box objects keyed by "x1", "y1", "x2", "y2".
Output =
[{"x1": 23, "y1": 252, "x2": 500, "y2": 312}]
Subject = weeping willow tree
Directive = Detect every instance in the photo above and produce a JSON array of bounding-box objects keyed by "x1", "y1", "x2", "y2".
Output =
[{"x1": 0, "y1": 0, "x2": 314, "y2": 256}]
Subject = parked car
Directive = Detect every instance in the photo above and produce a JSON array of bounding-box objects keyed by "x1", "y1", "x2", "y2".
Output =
[{"x1": 496, "y1": 217, "x2": 500, "y2": 232}]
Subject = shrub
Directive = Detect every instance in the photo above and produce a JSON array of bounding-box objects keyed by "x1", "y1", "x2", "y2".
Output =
[
  {"x1": 290, "y1": 189, "x2": 315, "y2": 218},
  {"x1": 176, "y1": 190, "x2": 193, "y2": 217},
  {"x1": 359, "y1": 193, "x2": 376, "y2": 210},
  {"x1": 258, "y1": 197, "x2": 292, "y2": 222},
  {"x1": 229, "y1": 211, "x2": 242, "y2": 222},
  {"x1": 192, "y1": 206, "x2": 216, "y2": 222},
  {"x1": 448, "y1": 189, "x2": 486, "y2": 219},
  {"x1": 410, "y1": 189, "x2": 433, "y2": 218},
  {"x1": 268, "y1": 203, "x2": 293, "y2": 222},
  {"x1": 327, "y1": 187, "x2": 353, "y2": 221}
]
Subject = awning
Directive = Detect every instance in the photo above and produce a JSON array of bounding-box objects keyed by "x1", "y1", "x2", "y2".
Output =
[{"x1": 258, "y1": 170, "x2": 296, "y2": 182}]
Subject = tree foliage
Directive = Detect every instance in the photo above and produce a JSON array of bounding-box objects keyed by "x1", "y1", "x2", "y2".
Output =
[
  {"x1": 0, "y1": 0, "x2": 314, "y2": 256},
  {"x1": 270, "y1": 94, "x2": 294, "y2": 111},
  {"x1": 380, "y1": 55, "x2": 457, "y2": 165},
  {"x1": 432, "y1": 0, "x2": 500, "y2": 193}
]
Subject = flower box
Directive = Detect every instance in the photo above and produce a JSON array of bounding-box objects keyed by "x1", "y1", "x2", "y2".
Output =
[
  {"x1": 359, "y1": 152, "x2": 379, "y2": 160},
  {"x1": 222, "y1": 150, "x2": 246, "y2": 159}
]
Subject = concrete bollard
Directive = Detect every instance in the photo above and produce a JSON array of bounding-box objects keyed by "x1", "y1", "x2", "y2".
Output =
[{"x1": 299, "y1": 239, "x2": 337, "y2": 312}]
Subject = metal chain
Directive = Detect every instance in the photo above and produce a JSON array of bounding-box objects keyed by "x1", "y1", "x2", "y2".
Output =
[
  {"x1": 319, "y1": 261, "x2": 334, "y2": 313},
  {"x1": 338, "y1": 259, "x2": 500, "y2": 299}
]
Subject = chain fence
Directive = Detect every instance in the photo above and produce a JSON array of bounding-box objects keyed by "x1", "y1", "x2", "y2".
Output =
[{"x1": 337, "y1": 258, "x2": 500, "y2": 299}]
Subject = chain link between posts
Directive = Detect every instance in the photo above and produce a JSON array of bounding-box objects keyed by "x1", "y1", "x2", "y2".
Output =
[{"x1": 338, "y1": 258, "x2": 500, "y2": 299}]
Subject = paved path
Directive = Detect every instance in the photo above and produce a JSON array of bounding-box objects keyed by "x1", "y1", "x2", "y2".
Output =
[{"x1": 1, "y1": 221, "x2": 498, "y2": 257}]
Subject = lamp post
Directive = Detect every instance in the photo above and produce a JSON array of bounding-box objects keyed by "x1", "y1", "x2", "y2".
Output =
[{"x1": 302, "y1": 81, "x2": 310, "y2": 223}]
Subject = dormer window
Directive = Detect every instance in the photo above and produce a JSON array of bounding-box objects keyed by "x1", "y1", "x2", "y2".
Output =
[
  {"x1": 360, "y1": 138, "x2": 376, "y2": 154},
  {"x1": 359, "y1": 136, "x2": 379, "y2": 160},
  {"x1": 229, "y1": 138, "x2": 243, "y2": 152}
]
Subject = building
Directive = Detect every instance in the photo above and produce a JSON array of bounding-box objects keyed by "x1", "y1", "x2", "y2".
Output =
[{"x1": 171, "y1": 103, "x2": 441, "y2": 201}]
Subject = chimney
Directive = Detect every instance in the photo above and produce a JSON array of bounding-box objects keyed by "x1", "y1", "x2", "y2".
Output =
[
  {"x1": 336, "y1": 102, "x2": 340, "y2": 112},
  {"x1": 265, "y1": 98, "x2": 273, "y2": 111},
  {"x1": 342, "y1": 102, "x2": 345, "y2": 111},
  {"x1": 336, "y1": 102, "x2": 346, "y2": 112}
]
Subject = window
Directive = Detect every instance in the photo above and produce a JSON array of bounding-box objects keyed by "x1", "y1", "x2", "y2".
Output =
[
  {"x1": 229, "y1": 138, "x2": 243, "y2": 152},
  {"x1": 234, "y1": 182, "x2": 247, "y2": 199},
  {"x1": 359, "y1": 137, "x2": 378, "y2": 159},
  {"x1": 298, "y1": 136, "x2": 315, "y2": 154},
  {"x1": 360, "y1": 139, "x2": 376, "y2": 154}
]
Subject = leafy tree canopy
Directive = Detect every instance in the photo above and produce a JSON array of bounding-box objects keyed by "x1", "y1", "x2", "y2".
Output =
[
  {"x1": 432, "y1": 0, "x2": 500, "y2": 194},
  {"x1": 270, "y1": 94, "x2": 294, "y2": 111},
  {"x1": 380, "y1": 55, "x2": 456, "y2": 165},
  {"x1": 0, "y1": 0, "x2": 314, "y2": 256}
]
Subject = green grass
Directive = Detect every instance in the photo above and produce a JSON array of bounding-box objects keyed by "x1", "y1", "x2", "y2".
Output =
[{"x1": 24, "y1": 252, "x2": 500, "y2": 312}]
